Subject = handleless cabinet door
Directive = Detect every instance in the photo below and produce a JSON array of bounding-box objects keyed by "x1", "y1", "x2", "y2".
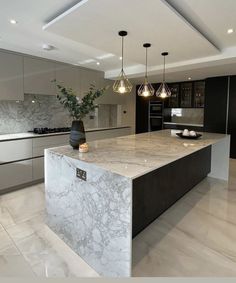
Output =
[
  {"x1": 55, "y1": 63, "x2": 79, "y2": 94},
  {"x1": 78, "y1": 68, "x2": 104, "y2": 97},
  {"x1": 0, "y1": 51, "x2": 24, "y2": 101},
  {"x1": 32, "y1": 134, "x2": 69, "y2": 157},
  {"x1": 32, "y1": 157, "x2": 44, "y2": 180},
  {"x1": 0, "y1": 160, "x2": 33, "y2": 191},
  {"x1": 24, "y1": 57, "x2": 56, "y2": 95},
  {"x1": 0, "y1": 139, "x2": 32, "y2": 164}
]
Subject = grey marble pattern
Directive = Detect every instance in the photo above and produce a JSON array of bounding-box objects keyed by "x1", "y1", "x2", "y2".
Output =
[
  {"x1": 1, "y1": 162, "x2": 236, "y2": 276},
  {"x1": 45, "y1": 151, "x2": 132, "y2": 277},
  {"x1": 0, "y1": 94, "x2": 119, "y2": 134},
  {"x1": 47, "y1": 130, "x2": 229, "y2": 179},
  {"x1": 0, "y1": 183, "x2": 98, "y2": 277}
]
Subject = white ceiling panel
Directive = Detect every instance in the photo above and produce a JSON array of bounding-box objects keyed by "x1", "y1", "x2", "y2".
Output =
[{"x1": 44, "y1": 0, "x2": 219, "y2": 68}]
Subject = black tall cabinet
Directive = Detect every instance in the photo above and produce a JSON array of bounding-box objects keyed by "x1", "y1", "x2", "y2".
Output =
[
  {"x1": 228, "y1": 76, "x2": 236, "y2": 158},
  {"x1": 204, "y1": 76, "x2": 229, "y2": 134}
]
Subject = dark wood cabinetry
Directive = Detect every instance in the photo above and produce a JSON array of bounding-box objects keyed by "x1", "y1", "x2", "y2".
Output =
[
  {"x1": 180, "y1": 82, "x2": 193, "y2": 107},
  {"x1": 166, "y1": 83, "x2": 179, "y2": 108},
  {"x1": 194, "y1": 81, "x2": 205, "y2": 107},
  {"x1": 228, "y1": 76, "x2": 236, "y2": 158},
  {"x1": 164, "y1": 80, "x2": 205, "y2": 108},
  {"x1": 204, "y1": 76, "x2": 228, "y2": 134},
  {"x1": 135, "y1": 90, "x2": 150, "y2": 134}
]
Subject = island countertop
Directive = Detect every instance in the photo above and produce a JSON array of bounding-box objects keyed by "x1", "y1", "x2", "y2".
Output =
[{"x1": 47, "y1": 129, "x2": 229, "y2": 179}]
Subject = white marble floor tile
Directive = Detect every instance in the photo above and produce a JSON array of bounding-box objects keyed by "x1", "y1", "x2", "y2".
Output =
[
  {"x1": 1, "y1": 185, "x2": 45, "y2": 225},
  {"x1": 0, "y1": 255, "x2": 35, "y2": 277},
  {"x1": 0, "y1": 229, "x2": 35, "y2": 277},
  {"x1": 6, "y1": 215, "x2": 99, "y2": 278},
  {"x1": 133, "y1": 218, "x2": 236, "y2": 276},
  {"x1": 0, "y1": 159, "x2": 236, "y2": 277}
]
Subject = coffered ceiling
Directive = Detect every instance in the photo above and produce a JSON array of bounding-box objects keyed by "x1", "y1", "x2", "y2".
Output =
[{"x1": 1, "y1": 0, "x2": 236, "y2": 82}]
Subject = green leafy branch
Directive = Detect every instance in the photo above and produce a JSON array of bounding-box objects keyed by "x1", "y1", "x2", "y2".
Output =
[{"x1": 53, "y1": 80, "x2": 107, "y2": 121}]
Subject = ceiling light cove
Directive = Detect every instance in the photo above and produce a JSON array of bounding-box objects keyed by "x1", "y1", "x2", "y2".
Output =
[
  {"x1": 42, "y1": 44, "x2": 55, "y2": 51},
  {"x1": 78, "y1": 59, "x2": 95, "y2": 64},
  {"x1": 10, "y1": 19, "x2": 18, "y2": 24},
  {"x1": 96, "y1": 53, "x2": 115, "y2": 60},
  {"x1": 42, "y1": 0, "x2": 89, "y2": 30}
]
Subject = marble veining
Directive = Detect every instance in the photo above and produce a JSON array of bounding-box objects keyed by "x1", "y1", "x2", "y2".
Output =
[
  {"x1": 0, "y1": 94, "x2": 119, "y2": 134},
  {"x1": 45, "y1": 152, "x2": 132, "y2": 277},
  {"x1": 47, "y1": 130, "x2": 229, "y2": 179},
  {"x1": 0, "y1": 162, "x2": 236, "y2": 276}
]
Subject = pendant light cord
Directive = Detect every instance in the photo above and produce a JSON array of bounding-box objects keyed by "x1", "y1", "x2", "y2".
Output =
[
  {"x1": 121, "y1": 36, "x2": 124, "y2": 71},
  {"x1": 163, "y1": 55, "x2": 166, "y2": 83},
  {"x1": 145, "y1": 47, "x2": 148, "y2": 79}
]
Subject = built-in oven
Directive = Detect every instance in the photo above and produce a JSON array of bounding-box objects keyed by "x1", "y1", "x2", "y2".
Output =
[
  {"x1": 149, "y1": 101, "x2": 163, "y2": 131},
  {"x1": 149, "y1": 101, "x2": 163, "y2": 116}
]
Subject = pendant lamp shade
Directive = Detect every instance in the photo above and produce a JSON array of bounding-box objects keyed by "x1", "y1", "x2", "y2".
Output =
[
  {"x1": 113, "y1": 31, "x2": 133, "y2": 94},
  {"x1": 156, "y1": 52, "x2": 171, "y2": 99},
  {"x1": 138, "y1": 43, "x2": 154, "y2": 97}
]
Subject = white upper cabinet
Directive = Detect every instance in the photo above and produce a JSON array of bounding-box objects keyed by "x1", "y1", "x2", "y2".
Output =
[
  {"x1": 55, "y1": 63, "x2": 79, "y2": 94},
  {"x1": 24, "y1": 57, "x2": 56, "y2": 95},
  {"x1": 0, "y1": 51, "x2": 24, "y2": 101},
  {"x1": 77, "y1": 68, "x2": 104, "y2": 97}
]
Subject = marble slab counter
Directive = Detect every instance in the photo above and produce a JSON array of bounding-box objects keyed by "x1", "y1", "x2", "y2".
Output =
[
  {"x1": 0, "y1": 126, "x2": 131, "y2": 142},
  {"x1": 45, "y1": 129, "x2": 230, "y2": 277},
  {"x1": 47, "y1": 130, "x2": 229, "y2": 179}
]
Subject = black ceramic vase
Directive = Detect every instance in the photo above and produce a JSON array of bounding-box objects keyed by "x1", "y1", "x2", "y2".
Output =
[{"x1": 70, "y1": 120, "x2": 86, "y2": 149}]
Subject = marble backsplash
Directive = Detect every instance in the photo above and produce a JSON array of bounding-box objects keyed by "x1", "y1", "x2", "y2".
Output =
[{"x1": 0, "y1": 94, "x2": 119, "y2": 134}]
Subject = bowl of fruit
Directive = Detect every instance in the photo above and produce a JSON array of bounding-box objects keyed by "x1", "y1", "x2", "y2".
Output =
[{"x1": 176, "y1": 129, "x2": 202, "y2": 140}]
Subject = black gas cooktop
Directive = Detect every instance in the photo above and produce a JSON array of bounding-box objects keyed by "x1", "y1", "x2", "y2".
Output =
[{"x1": 29, "y1": 127, "x2": 71, "y2": 135}]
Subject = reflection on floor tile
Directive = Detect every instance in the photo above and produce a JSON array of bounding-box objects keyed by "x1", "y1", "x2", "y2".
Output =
[
  {"x1": 0, "y1": 160, "x2": 236, "y2": 277},
  {"x1": 132, "y1": 160, "x2": 236, "y2": 277},
  {"x1": 0, "y1": 255, "x2": 35, "y2": 277}
]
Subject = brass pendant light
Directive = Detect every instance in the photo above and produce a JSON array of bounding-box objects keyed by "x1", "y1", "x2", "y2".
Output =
[
  {"x1": 113, "y1": 31, "x2": 133, "y2": 94},
  {"x1": 138, "y1": 43, "x2": 154, "y2": 97},
  {"x1": 156, "y1": 52, "x2": 171, "y2": 99}
]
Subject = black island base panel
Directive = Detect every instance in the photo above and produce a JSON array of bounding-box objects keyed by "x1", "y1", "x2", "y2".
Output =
[{"x1": 132, "y1": 146, "x2": 212, "y2": 238}]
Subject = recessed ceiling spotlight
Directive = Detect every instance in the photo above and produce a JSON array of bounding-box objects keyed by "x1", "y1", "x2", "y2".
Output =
[
  {"x1": 119, "y1": 56, "x2": 122, "y2": 60},
  {"x1": 188, "y1": 77, "x2": 192, "y2": 80},
  {"x1": 42, "y1": 43, "x2": 55, "y2": 51},
  {"x1": 10, "y1": 19, "x2": 18, "y2": 24},
  {"x1": 227, "y1": 28, "x2": 234, "y2": 34},
  {"x1": 96, "y1": 62, "x2": 100, "y2": 65}
]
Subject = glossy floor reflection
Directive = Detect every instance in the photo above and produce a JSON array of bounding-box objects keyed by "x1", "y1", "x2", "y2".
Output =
[
  {"x1": 132, "y1": 159, "x2": 236, "y2": 277},
  {"x1": 0, "y1": 160, "x2": 235, "y2": 277}
]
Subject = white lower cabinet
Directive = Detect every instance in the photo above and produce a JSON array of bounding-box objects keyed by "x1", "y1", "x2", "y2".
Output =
[
  {"x1": 32, "y1": 135, "x2": 69, "y2": 157},
  {"x1": 0, "y1": 128, "x2": 131, "y2": 192},
  {"x1": 32, "y1": 157, "x2": 44, "y2": 180},
  {"x1": 0, "y1": 139, "x2": 32, "y2": 164},
  {"x1": 0, "y1": 160, "x2": 32, "y2": 191}
]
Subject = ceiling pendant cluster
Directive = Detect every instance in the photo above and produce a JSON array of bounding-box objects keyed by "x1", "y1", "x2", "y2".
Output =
[
  {"x1": 113, "y1": 31, "x2": 171, "y2": 98},
  {"x1": 113, "y1": 31, "x2": 133, "y2": 94}
]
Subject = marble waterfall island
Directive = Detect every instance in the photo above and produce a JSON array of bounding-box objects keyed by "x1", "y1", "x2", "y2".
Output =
[{"x1": 45, "y1": 130, "x2": 230, "y2": 277}]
